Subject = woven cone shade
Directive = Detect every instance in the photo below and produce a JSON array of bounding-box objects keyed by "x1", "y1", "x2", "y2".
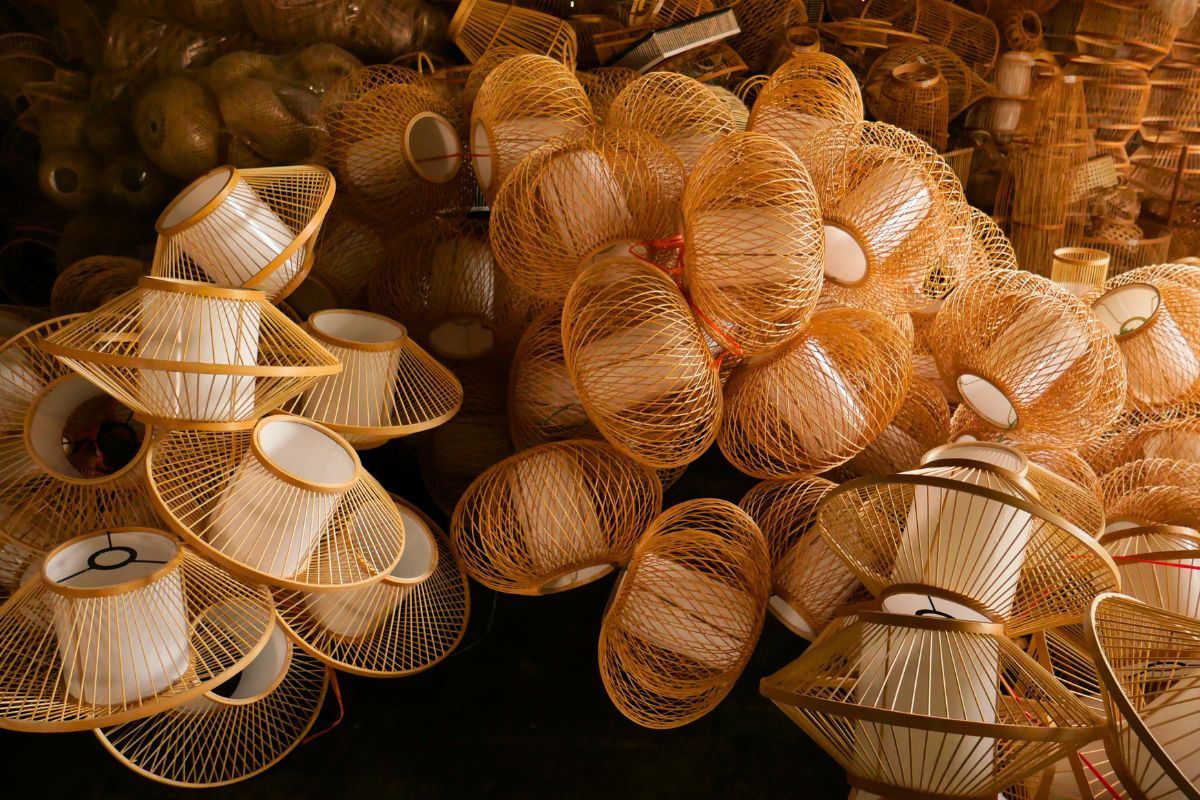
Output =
[
  {"x1": 605, "y1": 71, "x2": 736, "y2": 173},
  {"x1": 929, "y1": 269, "x2": 1127, "y2": 448},
  {"x1": 39, "y1": 277, "x2": 340, "y2": 430},
  {"x1": 718, "y1": 307, "x2": 912, "y2": 479},
  {"x1": 576, "y1": 67, "x2": 639, "y2": 123},
  {"x1": 599, "y1": 499, "x2": 771, "y2": 729},
  {"x1": 1074, "y1": 0, "x2": 1178, "y2": 69},
  {"x1": 306, "y1": 205, "x2": 385, "y2": 310},
  {"x1": 870, "y1": 62, "x2": 951, "y2": 152},
  {"x1": 274, "y1": 494, "x2": 470, "y2": 677},
  {"x1": 562, "y1": 257, "x2": 722, "y2": 469},
  {"x1": 739, "y1": 476, "x2": 869, "y2": 639},
  {"x1": 51, "y1": 256, "x2": 145, "y2": 316},
  {"x1": 133, "y1": 76, "x2": 222, "y2": 182},
  {"x1": 470, "y1": 54, "x2": 594, "y2": 201},
  {"x1": 1101, "y1": 525, "x2": 1200, "y2": 619},
  {"x1": 1099, "y1": 458, "x2": 1200, "y2": 533},
  {"x1": 816, "y1": 442, "x2": 1121, "y2": 636},
  {"x1": 291, "y1": 310, "x2": 463, "y2": 448},
  {"x1": 508, "y1": 306, "x2": 599, "y2": 450},
  {"x1": 95, "y1": 619, "x2": 329, "y2": 787},
  {"x1": 146, "y1": 414, "x2": 405, "y2": 591},
  {"x1": 0, "y1": 528, "x2": 274, "y2": 732},
  {"x1": 447, "y1": 0, "x2": 577, "y2": 67},
  {"x1": 490, "y1": 127, "x2": 684, "y2": 303},
  {"x1": 748, "y1": 53, "x2": 864, "y2": 152},
  {"x1": 680, "y1": 131, "x2": 824, "y2": 356},
  {"x1": 761, "y1": 610, "x2": 1106, "y2": 799},
  {"x1": 0, "y1": 317, "x2": 159, "y2": 553},
  {"x1": 1020, "y1": 445, "x2": 1106, "y2": 540},
  {"x1": 1065, "y1": 56, "x2": 1151, "y2": 147},
  {"x1": 1052, "y1": 246, "x2": 1112, "y2": 298},
  {"x1": 840, "y1": 375, "x2": 952, "y2": 478},
  {"x1": 1086, "y1": 593, "x2": 1200, "y2": 800}
]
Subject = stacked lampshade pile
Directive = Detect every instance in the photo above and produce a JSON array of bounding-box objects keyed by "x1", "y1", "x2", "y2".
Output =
[{"x1": 0, "y1": 162, "x2": 471, "y2": 786}]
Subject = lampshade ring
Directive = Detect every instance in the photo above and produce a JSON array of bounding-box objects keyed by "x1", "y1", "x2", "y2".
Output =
[
  {"x1": 154, "y1": 166, "x2": 240, "y2": 237},
  {"x1": 404, "y1": 111, "x2": 463, "y2": 185},
  {"x1": 41, "y1": 528, "x2": 184, "y2": 600},
  {"x1": 250, "y1": 416, "x2": 361, "y2": 494},
  {"x1": 1092, "y1": 282, "x2": 1163, "y2": 341}
]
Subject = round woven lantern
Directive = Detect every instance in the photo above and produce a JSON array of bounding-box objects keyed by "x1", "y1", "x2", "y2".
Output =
[
  {"x1": 490, "y1": 127, "x2": 685, "y2": 303},
  {"x1": 1065, "y1": 56, "x2": 1151, "y2": 146},
  {"x1": 576, "y1": 67, "x2": 639, "y2": 123},
  {"x1": 37, "y1": 148, "x2": 100, "y2": 212},
  {"x1": 929, "y1": 269, "x2": 1127, "y2": 448},
  {"x1": 0, "y1": 527, "x2": 274, "y2": 732},
  {"x1": 739, "y1": 476, "x2": 869, "y2": 639},
  {"x1": 469, "y1": 54, "x2": 593, "y2": 201},
  {"x1": 841, "y1": 375, "x2": 952, "y2": 478},
  {"x1": 508, "y1": 306, "x2": 598, "y2": 450},
  {"x1": 606, "y1": 71, "x2": 736, "y2": 173},
  {"x1": 680, "y1": 131, "x2": 824, "y2": 356},
  {"x1": 748, "y1": 53, "x2": 864, "y2": 152},
  {"x1": 1000, "y1": 6, "x2": 1044, "y2": 51},
  {"x1": 50, "y1": 256, "x2": 144, "y2": 316},
  {"x1": 719, "y1": 307, "x2": 913, "y2": 479},
  {"x1": 133, "y1": 75, "x2": 222, "y2": 181},
  {"x1": 1101, "y1": 525, "x2": 1200, "y2": 619},
  {"x1": 870, "y1": 62, "x2": 951, "y2": 152},
  {"x1": 1051, "y1": 246, "x2": 1111, "y2": 297},
  {"x1": 1099, "y1": 457, "x2": 1200, "y2": 533},
  {"x1": 146, "y1": 414, "x2": 405, "y2": 591},
  {"x1": 460, "y1": 45, "x2": 528, "y2": 118},
  {"x1": 729, "y1": 0, "x2": 805, "y2": 72},
  {"x1": 599, "y1": 499, "x2": 771, "y2": 729},
  {"x1": 305, "y1": 205, "x2": 385, "y2": 310},
  {"x1": 447, "y1": 0, "x2": 577, "y2": 67},
  {"x1": 39, "y1": 277, "x2": 340, "y2": 430},
  {"x1": 1086, "y1": 408, "x2": 1200, "y2": 475},
  {"x1": 562, "y1": 257, "x2": 722, "y2": 470}
]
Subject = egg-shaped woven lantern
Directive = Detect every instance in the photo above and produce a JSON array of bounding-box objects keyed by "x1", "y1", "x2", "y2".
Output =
[
  {"x1": 562, "y1": 257, "x2": 722, "y2": 469},
  {"x1": 576, "y1": 67, "x2": 639, "y2": 122},
  {"x1": 50, "y1": 256, "x2": 144, "y2": 316},
  {"x1": 447, "y1": 0, "x2": 577, "y2": 67},
  {"x1": 38, "y1": 277, "x2": 340, "y2": 430},
  {"x1": 132, "y1": 75, "x2": 222, "y2": 181},
  {"x1": 863, "y1": 43, "x2": 992, "y2": 120},
  {"x1": 508, "y1": 306, "x2": 598, "y2": 450},
  {"x1": 599, "y1": 499, "x2": 771, "y2": 729},
  {"x1": 306, "y1": 205, "x2": 385, "y2": 310},
  {"x1": 841, "y1": 375, "x2": 952, "y2": 478},
  {"x1": 1086, "y1": 408, "x2": 1200, "y2": 475},
  {"x1": 1100, "y1": 458, "x2": 1200, "y2": 533},
  {"x1": 869, "y1": 61, "x2": 951, "y2": 152},
  {"x1": 930, "y1": 268, "x2": 1127, "y2": 448},
  {"x1": 459, "y1": 45, "x2": 528, "y2": 118},
  {"x1": 719, "y1": 307, "x2": 913, "y2": 479},
  {"x1": 748, "y1": 53, "x2": 864, "y2": 152}
]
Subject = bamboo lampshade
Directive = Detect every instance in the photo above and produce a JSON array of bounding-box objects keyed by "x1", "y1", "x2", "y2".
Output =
[
  {"x1": 1101, "y1": 525, "x2": 1200, "y2": 619},
  {"x1": 469, "y1": 54, "x2": 594, "y2": 201},
  {"x1": 460, "y1": 45, "x2": 528, "y2": 118},
  {"x1": 718, "y1": 307, "x2": 913, "y2": 479},
  {"x1": 878, "y1": 60, "x2": 951, "y2": 149},
  {"x1": 0, "y1": 528, "x2": 275, "y2": 732},
  {"x1": 490, "y1": 127, "x2": 684, "y2": 303},
  {"x1": 1074, "y1": 0, "x2": 1179, "y2": 69},
  {"x1": 50, "y1": 257, "x2": 145, "y2": 317},
  {"x1": 561, "y1": 257, "x2": 722, "y2": 469},
  {"x1": 274, "y1": 494, "x2": 471, "y2": 677},
  {"x1": 748, "y1": 53, "x2": 864, "y2": 153},
  {"x1": 1052, "y1": 246, "x2": 1112, "y2": 297},
  {"x1": 598, "y1": 499, "x2": 771, "y2": 728},
  {"x1": 1099, "y1": 458, "x2": 1200, "y2": 532},
  {"x1": 858, "y1": 0, "x2": 1000, "y2": 76},
  {"x1": 1064, "y1": 56, "x2": 1151, "y2": 146},
  {"x1": 306, "y1": 206, "x2": 385, "y2": 310},
  {"x1": 38, "y1": 277, "x2": 340, "y2": 430},
  {"x1": 680, "y1": 131, "x2": 824, "y2": 356},
  {"x1": 1085, "y1": 408, "x2": 1200, "y2": 475},
  {"x1": 929, "y1": 269, "x2": 1127, "y2": 448},
  {"x1": 149, "y1": 165, "x2": 336, "y2": 303},
  {"x1": 0, "y1": 535, "x2": 38, "y2": 604},
  {"x1": 447, "y1": 0, "x2": 577, "y2": 67},
  {"x1": 707, "y1": 85, "x2": 750, "y2": 131},
  {"x1": 1021, "y1": 445, "x2": 1107, "y2": 540},
  {"x1": 739, "y1": 476, "x2": 869, "y2": 639},
  {"x1": 605, "y1": 71, "x2": 736, "y2": 173},
  {"x1": 451, "y1": 439, "x2": 662, "y2": 594},
  {"x1": 146, "y1": 414, "x2": 405, "y2": 591},
  {"x1": 840, "y1": 375, "x2": 952, "y2": 478},
  {"x1": 999, "y1": 6, "x2": 1045, "y2": 50},
  {"x1": 576, "y1": 67, "x2": 640, "y2": 122},
  {"x1": 1143, "y1": 61, "x2": 1200, "y2": 143},
  {"x1": 508, "y1": 306, "x2": 599, "y2": 450}
]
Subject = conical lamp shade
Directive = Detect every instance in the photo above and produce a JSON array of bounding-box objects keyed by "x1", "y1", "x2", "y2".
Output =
[
  {"x1": 840, "y1": 375, "x2": 952, "y2": 478},
  {"x1": 748, "y1": 53, "x2": 864, "y2": 152},
  {"x1": 51, "y1": 256, "x2": 145, "y2": 316},
  {"x1": 1099, "y1": 458, "x2": 1200, "y2": 533},
  {"x1": 508, "y1": 306, "x2": 599, "y2": 450},
  {"x1": 606, "y1": 71, "x2": 736, "y2": 173},
  {"x1": 1101, "y1": 525, "x2": 1200, "y2": 619},
  {"x1": 447, "y1": 0, "x2": 577, "y2": 67}
]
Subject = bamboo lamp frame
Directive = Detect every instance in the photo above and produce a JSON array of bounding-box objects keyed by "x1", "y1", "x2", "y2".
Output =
[
  {"x1": 51, "y1": 256, "x2": 145, "y2": 316},
  {"x1": 1143, "y1": 61, "x2": 1200, "y2": 142},
  {"x1": 420, "y1": 412, "x2": 515, "y2": 517},
  {"x1": 628, "y1": 0, "x2": 716, "y2": 28},
  {"x1": 307, "y1": 206, "x2": 385, "y2": 311},
  {"x1": 1085, "y1": 407, "x2": 1200, "y2": 475},
  {"x1": 870, "y1": 62, "x2": 951, "y2": 152},
  {"x1": 447, "y1": 0, "x2": 578, "y2": 68},
  {"x1": 461, "y1": 45, "x2": 529, "y2": 118},
  {"x1": 655, "y1": 42, "x2": 749, "y2": 85},
  {"x1": 576, "y1": 67, "x2": 640, "y2": 123},
  {"x1": 730, "y1": 0, "x2": 807, "y2": 72},
  {"x1": 1101, "y1": 525, "x2": 1200, "y2": 619},
  {"x1": 1021, "y1": 445, "x2": 1107, "y2": 540},
  {"x1": 841, "y1": 375, "x2": 952, "y2": 479},
  {"x1": 1099, "y1": 457, "x2": 1200, "y2": 532},
  {"x1": 598, "y1": 499, "x2": 771, "y2": 728},
  {"x1": 707, "y1": 85, "x2": 750, "y2": 131},
  {"x1": 606, "y1": 71, "x2": 736, "y2": 173},
  {"x1": 1130, "y1": 142, "x2": 1200, "y2": 203},
  {"x1": 508, "y1": 306, "x2": 599, "y2": 450},
  {"x1": 748, "y1": 53, "x2": 864, "y2": 153},
  {"x1": 1052, "y1": 246, "x2": 1111, "y2": 297},
  {"x1": 1065, "y1": 56, "x2": 1152, "y2": 146},
  {"x1": 1074, "y1": 0, "x2": 1179, "y2": 69}
]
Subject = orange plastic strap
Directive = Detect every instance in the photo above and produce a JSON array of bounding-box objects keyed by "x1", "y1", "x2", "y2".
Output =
[{"x1": 301, "y1": 670, "x2": 345, "y2": 745}]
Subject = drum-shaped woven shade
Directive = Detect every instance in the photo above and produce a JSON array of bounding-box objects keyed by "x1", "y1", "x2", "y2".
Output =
[
  {"x1": 841, "y1": 375, "x2": 951, "y2": 478},
  {"x1": 1099, "y1": 458, "x2": 1200, "y2": 532},
  {"x1": 748, "y1": 53, "x2": 864, "y2": 152},
  {"x1": 508, "y1": 306, "x2": 598, "y2": 449},
  {"x1": 606, "y1": 71, "x2": 736, "y2": 173},
  {"x1": 864, "y1": 43, "x2": 992, "y2": 119},
  {"x1": 447, "y1": 0, "x2": 577, "y2": 67},
  {"x1": 1052, "y1": 246, "x2": 1112, "y2": 298}
]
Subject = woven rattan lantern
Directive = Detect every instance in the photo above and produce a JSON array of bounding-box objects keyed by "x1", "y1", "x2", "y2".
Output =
[
  {"x1": 762, "y1": 610, "x2": 1106, "y2": 799},
  {"x1": 0, "y1": 527, "x2": 274, "y2": 732},
  {"x1": 470, "y1": 54, "x2": 594, "y2": 201},
  {"x1": 599, "y1": 499, "x2": 771, "y2": 728},
  {"x1": 447, "y1": 0, "x2": 577, "y2": 67},
  {"x1": 748, "y1": 53, "x2": 864, "y2": 152},
  {"x1": 719, "y1": 307, "x2": 913, "y2": 479},
  {"x1": 1100, "y1": 458, "x2": 1200, "y2": 533},
  {"x1": 864, "y1": 44, "x2": 991, "y2": 121},
  {"x1": 869, "y1": 62, "x2": 951, "y2": 152},
  {"x1": 451, "y1": 439, "x2": 661, "y2": 595},
  {"x1": 39, "y1": 277, "x2": 340, "y2": 430},
  {"x1": 840, "y1": 375, "x2": 952, "y2": 478},
  {"x1": 305, "y1": 206, "x2": 384, "y2": 310},
  {"x1": 146, "y1": 414, "x2": 405, "y2": 590},
  {"x1": 680, "y1": 131, "x2": 824, "y2": 356},
  {"x1": 576, "y1": 67, "x2": 639, "y2": 123},
  {"x1": 929, "y1": 269, "x2": 1127, "y2": 448},
  {"x1": 50, "y1": 256, "x2": 144, "y2": 316},
  {"x1": 562, "y1": 257, "x2": 722, "y2": 469},
  {"x1": 1052, "y1": 246, "x2": 1112, "y2": 297},
  {"x1": 508, "y1": 306, "x2": 598, "y2": 450},
  {"x1": 1101, "y1": 525, "x2": 1200, "y2": 619}
]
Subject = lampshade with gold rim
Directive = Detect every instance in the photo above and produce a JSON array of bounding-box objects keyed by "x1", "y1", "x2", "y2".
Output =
[
  {"x1": 1052, "y1": 246, "x2": 1111, "y2": 298},
  {"x1": 50, "y1": 256, "x2": 145, "y2": 316},
  {"x1": 748, "y1": 53, "x2": 864, "y2": 153},
  {"x1": 447, "y1": 0, "x2": 577, "y2": 67},
  {"x1": 508, "y1": 306, "x2": 599, "y2": 450},
  {"x1": 839, "y1": 375, "x2": 951, "y2": 479},
  {"x1": 1099, "y1": 457, "x2": 1200, "y2": 534}
]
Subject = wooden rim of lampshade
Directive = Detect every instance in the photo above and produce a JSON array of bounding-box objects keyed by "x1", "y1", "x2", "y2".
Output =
[
  {"x1": 748, "y1": 52, "x2": 864, "y2": 153},
  {"x1": 290, "y1": 309, "x2": 463, "y2": 448},
  {"x1": 446, "y1": 0, "x2": 578, "y2": 68},
  {"x1": 760, "y1": 610, "x2": 1107, "y2": 800},
  {"x1": 94, "y1": 619, "x2": 330, "y2": 788},
  {"x1": 150, "y1": 165, "x2": 336, "y2": 304},
  {"x1": 37, "y1": 276, "x2": 341, "y2": 431},
  {"x1": 1085, "y1": 593, "x2": 1200, "y2": 800},
  {"x1": 50, "y1": 256, "x2": 145, "y2": 316},
  {"x1": 273, "y1": 494, "x2": 471, "y2": 677},
  {"x1": 508, "y1": 305, "x2": 599, "y2": 450},
  {"x1": 1100, "y1": 524, "x2": 1200, "y2": 618},
  {"x1": 0, "y1": 527, "x2": 275, "y2": 733},
  {"x1": 561, "y1": 257, "x2": 722, "y2": 470},
  {"x1": 680, "y1": 131, "x2": 824, "y2": 356},
  {"x1": 840, "y1": 375, "x2": 951, "y2": 479},
  {"x1": 718, "y1": 306, "x2": 913, "y2": 479},
  {"x1": 598, "y1": 499, "x2": 771, "y2": 729},
  {"x1": 451, "y1": 439, "x2": 662, "y2": 595},
  {"x1": 145, "y1": 414, "x2": 406, "y2": 591},
  {"x1": 1099, "y1": 457, "x2": 1200, "y2": 532},
  {"x1": 0, "y1": 316, "x2": 160, "y2": 553}
]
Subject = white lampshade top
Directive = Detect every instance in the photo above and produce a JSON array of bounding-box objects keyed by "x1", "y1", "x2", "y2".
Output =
[
  {"x1": 254, "y1": 416, "x2": 359, "y2": 490},
  {"x1": 309, "y1": 309, "x2": 407, "y2": 351},
  {"x1": 823, "y1": 224, "x2": 869, "y2": 285},
  {"x1": 920, "y1": 441, "x2": 1029, "y2": 477},
  {"x1": 44, "y1": 529, "x2": 179, "y2": 592},
  {"x1": 958, "y1": 373, "x2": 1018, "y2": 429},
  {"x1": 880, "y1": 591, "x2": 995, "y2": 623},
  {"x1": 405, "y1": 112, "x2": 462, "y2": 184},
  {"x1": 1092, "y1": 283, "x2": 1162, "y2": 338},
  {"x1": 158, "y1": 169, "x2": 233, "y2": 231}
]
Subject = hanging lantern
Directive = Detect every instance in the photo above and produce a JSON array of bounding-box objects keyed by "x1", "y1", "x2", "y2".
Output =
[
  {"x1": 508, "y1": 306, "x2": 598, "y2": 450},
  {"x1": 865, "y1": 43, "x2": 992, "y2": 120},
  {"x1": 869, "y1": 62, "x2": 951, "y2": 151},
  {"x1": 606, "y1": 71, "x2": 736, "y2": 172},
  {"x1": 840, "y1": 375, "x2": 951, "y2": 478},
  {"x1": 748, "y1": 53, "x2": 864, "y2": 152}
]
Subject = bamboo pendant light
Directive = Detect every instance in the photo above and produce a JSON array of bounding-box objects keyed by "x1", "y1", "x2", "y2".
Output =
[
  {"x1": 840, "y1": 375, "x2": 952, "y2": 478},
  {"x1": 447, "y1": 0, "x2": 578, "y2": 68},
  {"x1": 1099, "y1": 458, "x2": 1200, "y2": 533},
  {"x1": 508, "y1": 306, "x2": 599, "y2": 450},
  {"x1": 1101, "y1": 525, "x2": 1200, "y2": 619},
  {"x1": 50, "y1": 256, "x2": 145, "y2": 316},
  {"x1": 748, "y1": 53, "x2": 864, "y2": 153}
]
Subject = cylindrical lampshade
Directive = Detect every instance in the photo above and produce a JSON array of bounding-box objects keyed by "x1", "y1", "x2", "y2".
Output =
[
  {"x1": 293, "y1": 310, "x2": 463, "y2": 449},
  {"x1": 470, "y1": 54, "x2": 594, "y2": 201},
  {"x1": 1099, "y1": 457, "x2": 1200, "y2": 533},
  {"x1": 870, "y1": 62, "x2": 951, "y2": 151},
  {"x1": 451, "y1": 439, "x2": 662, "y2": 594},
  {"x1": 146, "y1": 415, "x2": 405, "y2": 590},
  {"x1": 576, "y1": 67, "x2": 640, "y2": 123},
  {"x1": 50, "y1": 256, "x2": 144, "y2": 316},
  {"x1": 490, "y1": 127, "x2": 684, "y2": 303},
  {"x1": 1101, "y1": 525, "x2": 1200, "y2": 619},
  {"x1": 562, "y1": 257, "x2": 722, "y2": 469},
  {"x1": 1051, "y1": 246, "x2": 1111, "y2": 297},
  {"x1": 447, "y1": 0, "x2": 577, "y2": 67},
  {"x1": 39, "y1": 277, "x2": 340, "y2": 430},
  {"x1": 748, "y1": 53, "x2": 864, "y2": 152},
  {"x1": 863, "y1": 43, "x2": 992, "y2": 120},
  {"x1": 1065, "y1": 56, "x2": 1151, "y2": 146},
  {"x1": 719, "y1": 307, "x2": 912, "y2": 479},
  {"x1": 929, "y1": 269, "x2": 1127, "y2": 448},
  {"x1": 0, "y1": 528, "x2": 274, "y2": 732},
  {"x1": 840, "y1": 375, "x2": 952, "y2": 478},
  {"x1": 274, "y1": 494, "x2": 471, "y2": 677},
  {"x1": 1074, "y1": 0, "x2": 1179, "y2": 69},
  {"x1": 599, "y1": 499, "x2": 771, "y2": 728},
  {"x1": 508, "y1": 306, "x2": 598, "y2": 450}
]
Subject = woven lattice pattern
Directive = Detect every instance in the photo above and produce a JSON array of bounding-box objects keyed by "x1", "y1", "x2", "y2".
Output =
[
  {"x1": 461, "y1": 45, "x2": 529, "y2": 117},
  {"x1": 870, "y1": 62, "x2": 950, "y2": 151},
  {"x1": 858, "y1": 0, "x2": 999, "y2": 75},
  {"x1": 842, "y1": 375, "x2": 951, "y2": 478},
  {"x1": 508, "y1": 306, "x2": 599, "y2": 450},
  {"x1": 1065, "y1": 56, "x2": 1151, "y2": 146},
  {"x1": 1143, "y1": 61, "x2": 1200, "y2": 141},
  {"x1": 1075, "y1": 0, "x2": 1179, "y2": 68},
  {"x1": 1022, "y1": 445, "x2": 1106, "y2": 539},
  {"x1": 307, "y1": 206, "x2": 385, "y2": 310},
  {"x1": 729, "y1": 0, "x2": 805, "y2": 72},
  {"x1": 447, "y1": 0, "x2": 577, "y2": 67},
  {"x1": 748, "y1": 53, "x2": 864, "y2": 152},
  {"x1": 576, "y1": 67, "x2": 640, "y2": 123},
  {"x1": 133, "y1": 75, "x2": 222, "y2": 182},
  {"x1": 1100, "y1": 458, "x2": 1200, "y2": 531},
  {"x1": 1086, "y1": 407, "x2": 1200, "y2": 474},
  {"x1": 1051, "y1": 246, "x2": 1111, "y2": 297},
  {"x1": 606, "y1": 72, "x2": 735, "y2": 173}
]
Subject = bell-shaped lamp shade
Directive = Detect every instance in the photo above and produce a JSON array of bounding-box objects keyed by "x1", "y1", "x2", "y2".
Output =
[
  {"x1": 39, "y1": 277, "x2": 340, "y2": 430},
  {"x1": 508, "y1": 306, "x2": 598, "y2": 450},
  {"x1": 447, "y1": 0, "x2": 577, "y2": 67},
  {"x1": 562, "y1": 257, "x2": 722, "y2": 469},
  {"x1": 1099, "y1": 457, "x2": 1200, "y2": 533},
  {"x1": 51, "y1": 256, "x2": 144, "y2": 316},
  {"x1": 748, "y1": 53, "x2": 864, "y2": 152},
  {"x1": 0, "y1": 528, "x2": 274, "y2": 732},
  {"x1": 864, "y1": 43, "x2": 992, "y2": 120},
  {"x1": 719, "y1": 307, "x2": 913, "y2": 478},
  {"x1": 599, "y1": 499, "x2": 771, "y2": 728},
  {"x1": 451, "y1": 439, "x2": 662, "y2": 595},
  {"x1": 680, "y1": 131, "x2": 824, "y2": 356},
  {"x1": 145, "y1": 415, "x2": 405, "y2": 590},
  {"x1": 149, "y1": 165, "x2": 336, "y2": 303},
  {"x1": 606, "y1": 71, "x2": 736, "y2": 173},
  {"x1": 869, "y1": 62, "x2": 951, "y2": 151},
  {"x1": 840, "y1": 375, "x2": 952, "y2": 478},
  {"x1": 1101, "y1": 525, "x2": 1200, "y2": 619}
]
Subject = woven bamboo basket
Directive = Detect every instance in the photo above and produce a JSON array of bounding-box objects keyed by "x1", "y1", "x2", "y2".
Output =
[
  {"x1": 1142, "y1": 61, "x2": 1200, "y2": 143},
  {"x1": 51, "y1": 256, "x2": 145, "y2": 316},
  {"x1": 508, "y1": 306, "x2": 599, "y2": 449},
  {"x1": 1074, "y1": 0, "x2": 1179, "y2": 69},
  {"x1": 840, "y1": 375, "x2": 951, "y2": 478},
  {"x1": 1130, "y1": 141, "x2": 1200, "y2": 202},
  {"x1": 133, "y1": 75, "x2": 222, "y2": 182},
  {"x1": 1101, "y1": 526, "x2": 1200, "y2": 619},
  {"x1": 447, "y1": 0, "x2": 577, "y2": 67},
  {"x1": 871, "y1": 61, "x2": 950, "y2": 151},
  {"x1": 864, "y1": 45, "x2": 991, "y2": 121},
  {"x1": 768, "y1": 25, "x2": 822, "y2": 73},
  {"x1": 606, "y1": 71, "x2": 735, "y2": 173},
  {"x1": 576, "y1": 67, "x2": 640, "y2": 123},
  {"x1": 1099, "y1": 457, "x2": 1200, "y2": 532},
  {"x1": 1065, "y1": 56, "x2": 1151, "y2": 146},
  {"x1": 855, "y1": 0, "x2": 999, "y2": 75},
  {"x1": 599, "y1": 499, "x2": 771, "y2": 728},
  {"x1": 1051, "y1": 246, "x2": 1111, "y2": 297},
  {"x1": 999, "y1": 6, "x2": 1044, "y2": 50},
  {"x1": 748, "y1": 53, "x2": 864, "y2": 152}
]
